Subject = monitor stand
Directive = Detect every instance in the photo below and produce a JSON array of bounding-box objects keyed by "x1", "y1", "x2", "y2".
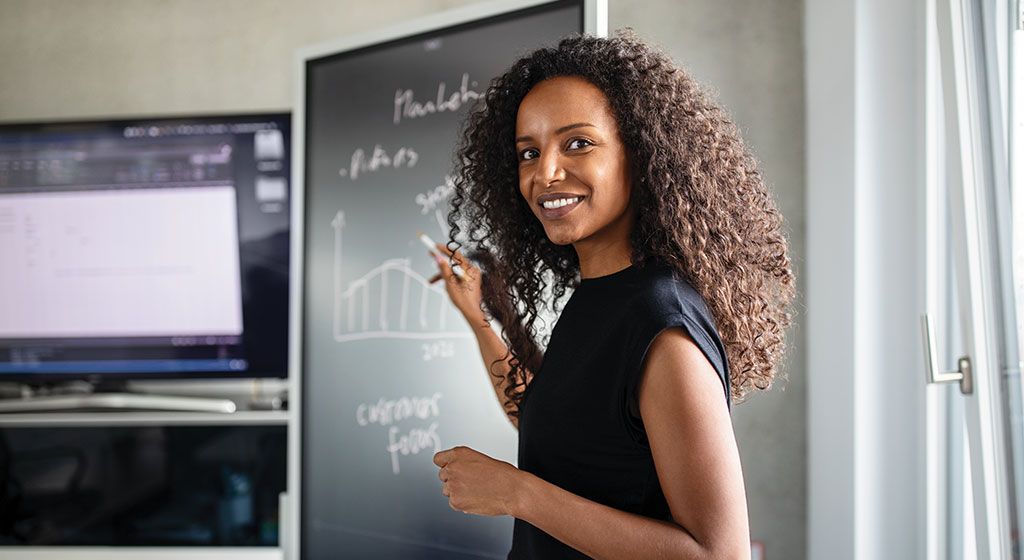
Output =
[{"x1": 0, "y1": 381, "x2": 237, "y2": 414}]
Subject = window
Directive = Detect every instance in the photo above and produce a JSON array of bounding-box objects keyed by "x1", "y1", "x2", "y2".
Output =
[{"x1": 926, "y1": 1, "x2": 1021, "y2": 558}]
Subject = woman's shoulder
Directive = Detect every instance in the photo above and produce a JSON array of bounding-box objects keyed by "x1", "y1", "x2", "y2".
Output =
[
  {"x1": 627, "y1": 262, "x2": 711, "y2": 321},
  {"x1": 630, "y1": 262, "x2": 731, "y2": 404}
]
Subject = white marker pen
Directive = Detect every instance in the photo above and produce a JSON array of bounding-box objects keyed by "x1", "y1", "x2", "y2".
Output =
[{"x1": 417, "y1": 232, "x2": 468, "y2": 280}]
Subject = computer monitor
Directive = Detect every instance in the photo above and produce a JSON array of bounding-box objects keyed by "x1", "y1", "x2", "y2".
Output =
[{"x1": 0, "y1": 113, "x2": 291, "y2": 386}]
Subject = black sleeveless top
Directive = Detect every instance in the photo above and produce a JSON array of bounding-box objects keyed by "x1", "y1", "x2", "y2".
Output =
[{"x1": 508, "y1": 262, "x2": 730, "y2": 559}]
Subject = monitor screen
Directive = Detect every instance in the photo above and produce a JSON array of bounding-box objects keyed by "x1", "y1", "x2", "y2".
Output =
[{"x1": 0, "y1": 113, "x2": 291, "y2": 382}]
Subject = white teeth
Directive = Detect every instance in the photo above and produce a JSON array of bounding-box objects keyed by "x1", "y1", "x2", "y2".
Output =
[{"x1": 541, "y1": 196, "x2": 582, "y2": 209}]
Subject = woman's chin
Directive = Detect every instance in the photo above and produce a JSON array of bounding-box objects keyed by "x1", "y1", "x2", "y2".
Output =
[{"x1": 542, "y1": 230, "x2": 577, "y2": 246}]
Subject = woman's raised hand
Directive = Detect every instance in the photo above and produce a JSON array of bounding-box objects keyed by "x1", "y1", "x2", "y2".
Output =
[{"x1": 429, "y1": 243, "x2": 485, "y2": 325}]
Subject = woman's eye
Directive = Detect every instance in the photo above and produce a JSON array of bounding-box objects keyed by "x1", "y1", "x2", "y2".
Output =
[
  {"x1": 567, "y1": 138, "x2": 593, "y2": 150},
  {"x1": 519, "y1": 148, "x2": 539, "y2": 161}
]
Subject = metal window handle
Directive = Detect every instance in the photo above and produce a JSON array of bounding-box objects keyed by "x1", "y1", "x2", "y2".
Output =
[{"x1": 921, "y1": 314, "x2": 973, "y2": 394}]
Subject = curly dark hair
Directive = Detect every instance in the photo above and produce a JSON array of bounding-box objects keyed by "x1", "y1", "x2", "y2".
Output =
[{"x1": 447, "y1": 30, "x2": 795, "y2": 417}]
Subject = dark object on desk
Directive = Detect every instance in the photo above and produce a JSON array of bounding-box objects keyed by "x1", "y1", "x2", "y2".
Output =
[{"x1": 0, "y1": 425, "x2": 285, "y2": 546}]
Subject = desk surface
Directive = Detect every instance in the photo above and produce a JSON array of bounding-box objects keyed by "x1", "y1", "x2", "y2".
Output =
[
  {"x1": 0, "y1": 409, "x2": 290, "y2": 427},
  {"x1": 0, "y1": 547, "x2": 283, "y2": 560}
]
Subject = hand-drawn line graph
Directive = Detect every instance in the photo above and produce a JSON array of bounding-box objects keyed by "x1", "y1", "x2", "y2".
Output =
[{"x1": 332, "y1": 210, "x2": 472, "y2": 343}]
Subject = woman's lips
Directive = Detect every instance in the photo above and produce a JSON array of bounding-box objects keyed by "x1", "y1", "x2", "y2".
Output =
[{"x1": 538, "y1": 196, "x2": 584, "y2": 220}]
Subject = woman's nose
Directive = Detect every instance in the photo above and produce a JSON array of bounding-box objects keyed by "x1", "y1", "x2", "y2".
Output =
[{"x1": 536, "y1": 150, "x2": 566, "y2": 187}]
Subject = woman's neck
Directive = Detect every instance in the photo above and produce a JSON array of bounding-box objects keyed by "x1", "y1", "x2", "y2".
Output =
[{"x1": 574, "y1": 237, "x2": 633, "y2": 279}]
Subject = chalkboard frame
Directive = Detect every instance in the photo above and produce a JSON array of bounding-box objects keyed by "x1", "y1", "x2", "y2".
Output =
[{"x1": 289, "y1": 1, "x2": 606, "y2": 558}]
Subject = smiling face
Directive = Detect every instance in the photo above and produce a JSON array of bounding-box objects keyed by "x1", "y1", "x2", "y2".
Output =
[{"x1": 515, "y1": 76, "x2": 634, "y2": 263}]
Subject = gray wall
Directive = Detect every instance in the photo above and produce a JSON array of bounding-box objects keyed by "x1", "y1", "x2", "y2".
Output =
[{"x1": 0, "y1": 1, "x2": 806, "y2": 558}]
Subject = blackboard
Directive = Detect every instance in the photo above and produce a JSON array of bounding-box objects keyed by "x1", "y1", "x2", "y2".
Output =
[{"x1": 297, "y1": 2, "x2": 594, "y2": 558}]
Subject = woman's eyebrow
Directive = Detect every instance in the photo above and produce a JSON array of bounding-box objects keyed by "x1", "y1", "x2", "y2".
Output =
[
  {"x1": 554, "y1": 122, "x2": 596, "y2": 135},
  {"x1": 514, "y1": 122, "x2": 596, "y2": 143}
]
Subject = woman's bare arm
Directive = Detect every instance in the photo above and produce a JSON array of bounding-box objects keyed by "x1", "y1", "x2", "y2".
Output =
[
  {"x1": 435, "y1": 327, "x2": 749, "y2": 559},
  {"x1": 431, "y1": 244, "x2": 531, "y2": 427}
]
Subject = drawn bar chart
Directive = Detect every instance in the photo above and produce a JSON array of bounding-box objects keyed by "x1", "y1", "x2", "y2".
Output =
[{"x1": 332, "y1": 210, "x2": 472, "y2": 342}]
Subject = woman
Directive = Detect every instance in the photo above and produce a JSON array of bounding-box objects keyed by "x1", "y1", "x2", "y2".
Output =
[{"x1": 429, "y1": 32, "x2": 794, "y2": 559}]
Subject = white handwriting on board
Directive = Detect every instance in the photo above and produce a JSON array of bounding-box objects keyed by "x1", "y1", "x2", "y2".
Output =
[
  {"x1": 356, "y1": 393, "x2": 444, "y2": 475},
  {"x1": 393, "y1": 73, "x2": 482, "y2": 124},
  {"x1": 414, "y1": 175, "x2": 455, "y2": 215},
  {"x1": 356, "y1": 392, "x2": 442, "y2": 427},
  {"x1": 338, "y1": 145, "x2": 418, "y2": 180},
  {"x1": 422, "y1": 341, "x2": 455, "y2": 361},
  {"x1": 387, "y1": 422, "x2": 441, "y2": 475}
]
